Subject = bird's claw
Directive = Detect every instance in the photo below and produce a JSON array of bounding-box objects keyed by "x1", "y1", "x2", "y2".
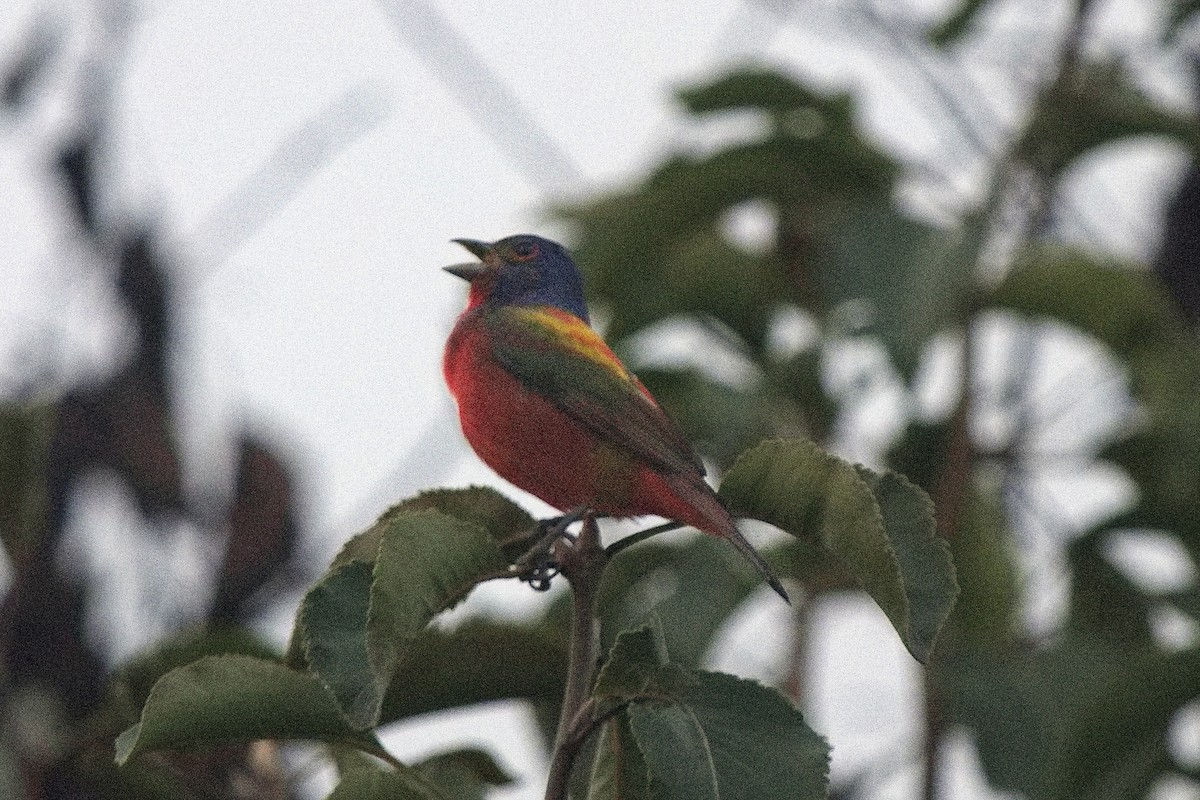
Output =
[
  {"x1": 512, "y1": 506, "x2": 589, "y2": 590},
  {"x1": 522, "y1": 557, "x2": 560, "y2": 591}
]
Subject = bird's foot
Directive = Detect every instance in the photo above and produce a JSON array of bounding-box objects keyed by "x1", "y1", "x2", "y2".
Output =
[
  {"x1": 512, "y1": 506, "x2": 589, "y2": 591},
  {"x1": 522, "y1": 559, "x2": 558, "y2": 592}
]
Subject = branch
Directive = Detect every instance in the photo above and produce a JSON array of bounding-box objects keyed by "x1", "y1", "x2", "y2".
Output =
[
  {"x1": 604, "y1": 520, "x2": 683, "y2": 558},
  {"x1": 544, "y1": 514, "x2": 607, "y2": 800}
]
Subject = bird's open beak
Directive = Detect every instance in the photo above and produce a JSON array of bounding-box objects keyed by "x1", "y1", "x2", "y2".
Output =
[{"x1": 443, "y1": 238, "x2": 494, "y2": 281}]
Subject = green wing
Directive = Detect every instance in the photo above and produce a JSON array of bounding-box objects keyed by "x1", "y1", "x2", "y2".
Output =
[{"x1": 486, "y1": 306, "x2": 705, "y2": 477}]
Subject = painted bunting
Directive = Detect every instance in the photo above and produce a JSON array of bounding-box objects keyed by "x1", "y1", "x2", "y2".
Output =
[{"x1": 442, "y1": 234, "x2": 786, "y2": 601}]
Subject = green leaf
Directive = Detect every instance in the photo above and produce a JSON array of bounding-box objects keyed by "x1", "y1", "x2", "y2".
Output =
[
  {"x1": 678, "y1": 68, "x2": 852, "y2": 120},
  {"x1": 990, "y1": 248, "x2": 1200, "y2": 555},
  {"x1": 387, "y1": 487, "x2": 538, "y2": 551},
  {"x1": 326, "y1": 744, "x2": 513, "y2": 800},
  {"x1": 0, "y1": 403, "x2": 55, "y2": 563},
  {"x1": 766, "y1": 346, "x2": 838, "y2": 444},
  {"x1": 933, "y1": 647, "x2": 1046, "y2": 794},
  {"x1": 78, "y1": 628, "x2": 277, "y2": 797},
  {"x1": 590, "y1": 628, "x2": 828, "y2": 799},
  {"x1": 665, "y1": 234, "x2": 786, "y2": 347},
  {"x1": 114, "y1": 655, "x2": 374, "y2": 765},
  {"x1": 628, "y1": 702, "x2": 719, "y2": 800},
  {"x1": 928, "y1": 0, "x2": 988, "y2": 46},
  {"x1": 588, "y1": 714, "x2": 652, "y2": 800},
  {"x1": 378, "y1": 619, "x2": 567, "y2": 726},
  {"x1": 989, "y1": 248, "x2": 1185, "y2": 363},
  {"x1": 721, "y1": 438, "x2": 954, "y2": 662},
  {"x1": 326, "y1": 764, "x2": 448, "y2": 800},
  {"x1": 1105, "y1": 432, "x2": 1200, "y2": 550},
  {"x1": 942, "y1": 479, "x2": 1020, "y2": 646},
  {"x1": 291, "y1": 507, "x2": 514, "y2": 730},
  {"x1": 602, "y1": 535, "x2": 762, "y2": 669},
  {"x1": 675, "y1": 69, "x2": 896, "y2": 192},
  {"x1": 1017, "y1": 61, "x2": 1200, "y2": 177},
  {"x1": 593, "y1": 625, "x2": 669, "y2": 702},
  {"x1": 592, "y1": 624, "x2": 694, "y2": 723},
  {"x1": 298, "y1": 561, "x2": 375, "y2": 723},
  {"x1": 629, "y1": 672, "x2": 829, "y2": 800},
  {"x1": 415, "y1": 748, "x2": 516, "y2": 800},
  {"x1": 936, "y1": 637, "x2": 1200, "y2": 798},
  {"x1": 330, "y1": 487, "x2": 535, "y2": 571},
  {"x1": 562, "y1": 84, "x2": 898, "y2": 343},
  {"x1": 114, "y1": 624, "x2": 280, "y2": 710},
  {"x1": 1066, "y1": 532, "x2": 1154, "y2": 647},
  {"x1": 825, "y1": 202, "x2": 980, "y2": 380},
  {"x1": 721, "y1": 440, "x2": 901, "y2": 642},
  {"x1": 687, "y1": 673, "x2": 829, "y2": 800},
  {"x1": 289, "y1": 488, "x2": 535, "y2": 671},
  {"x1": 1100, "y1": 363, "x2": 1200, "y2": 544},
  {"x1": 853, "y1": 467, "x2": 957, "y2": 661},
  {"x1": 364, "y1": 510, "x2": 510, "y2": 727}
]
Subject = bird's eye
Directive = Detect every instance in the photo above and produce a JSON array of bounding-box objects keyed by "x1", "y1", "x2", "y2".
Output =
[{"x1": 508, "y1": 240, "x2": 539, "y2": 262}]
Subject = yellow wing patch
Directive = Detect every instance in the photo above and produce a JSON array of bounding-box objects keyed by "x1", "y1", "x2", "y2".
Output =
[{"x1": 508, "y1": 306, "x2": 633, "y2": 383}]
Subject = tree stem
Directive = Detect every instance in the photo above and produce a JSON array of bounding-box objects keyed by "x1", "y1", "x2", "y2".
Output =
[{"x1": 544, "y1": 514, "x2": 605, "y2": 800}]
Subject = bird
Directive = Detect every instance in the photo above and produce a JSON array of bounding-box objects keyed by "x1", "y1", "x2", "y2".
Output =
[{"x1": 442, "y1": 234, "x2": 787, "y2": 601}]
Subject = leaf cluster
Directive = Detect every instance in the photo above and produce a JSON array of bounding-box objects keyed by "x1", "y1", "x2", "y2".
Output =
[
  {"x1": 556, "y1": 19, "x2": 1200, "y2": 795},
  {"x1": 109, "y1": 438, "x2": 954, "y2": 798}
]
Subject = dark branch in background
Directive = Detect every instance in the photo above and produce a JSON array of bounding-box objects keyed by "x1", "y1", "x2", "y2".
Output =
[
  {"x1": 1, "y1": 5, "x2": 332, "y2": 797},
  {"x1": 209, "y1": 436, "x2": 299, "y2": 624},
  {"x1": 116, "y1": 231, "x2": 172, "y2": 393},
  {"x1": 56, "y1": 136, "x2": 101, "y2": 236},
  {"x1": 1155, "y1": 60, "x2": 1200, "y2": 325},
  {"x1": 1, "y1": 12, "x2": 193, "y2": 792},
  {"x1": 1, "y1": 15, "x2": 57, "y2": 111},
  {"x1": 1157, "y1": 163, "x2": 1200, "y2": 324}
]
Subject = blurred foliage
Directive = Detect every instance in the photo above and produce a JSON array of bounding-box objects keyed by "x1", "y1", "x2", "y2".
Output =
[
  {"x1": 0, "y1": 9, "x2": 309, "y2": 800},
  {"x1": 0, "y1": 405, "x2": 55, "y2": 564},
  {"x1": 928, "y1": 0, "x2": 989, "y2": 47},
  {"x1": 551, "y1": 3, "x2": 1200, "y2": 797}
]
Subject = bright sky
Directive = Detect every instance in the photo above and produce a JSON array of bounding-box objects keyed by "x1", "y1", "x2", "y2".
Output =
[{"x1": 1, "y1": 1, "x2": 1191, "y2": 798}]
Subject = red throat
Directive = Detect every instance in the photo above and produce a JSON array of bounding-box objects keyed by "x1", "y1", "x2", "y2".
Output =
[{"x1": 464, "y1": 274, "x2": 494, "y2": 310}]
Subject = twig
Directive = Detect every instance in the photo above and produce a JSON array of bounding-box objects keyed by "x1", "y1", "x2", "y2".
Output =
[
  {"x1": 544, "y1": 699, "x2": 608, "y2": 800},
  {"x1": 544, "y1": 514, "x2": 607, "y2": 800},
  {"x1": 604, "y1": 520, "x2": 683, "y2": 558},
  {"x1": 356, "y1": 738, "x2": 407, "y2": 771}
]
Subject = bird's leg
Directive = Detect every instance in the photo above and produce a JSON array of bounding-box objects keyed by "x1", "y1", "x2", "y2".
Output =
[{"x1": 514, "y1": 505, "x2": 590, "y2": 591}]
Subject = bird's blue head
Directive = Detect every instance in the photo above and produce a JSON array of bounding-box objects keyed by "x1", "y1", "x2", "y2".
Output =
[{"x1": 444, "y1": 234, "x2": 590, "y2": 322}]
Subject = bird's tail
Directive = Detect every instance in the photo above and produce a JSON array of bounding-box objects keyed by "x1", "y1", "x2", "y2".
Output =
[
  {"x1": 664, "y1": 480, "x2": 789, "y2": 603},
  {"x1": 719, "y1": 518, "x2": 790, "y2": 603}
]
